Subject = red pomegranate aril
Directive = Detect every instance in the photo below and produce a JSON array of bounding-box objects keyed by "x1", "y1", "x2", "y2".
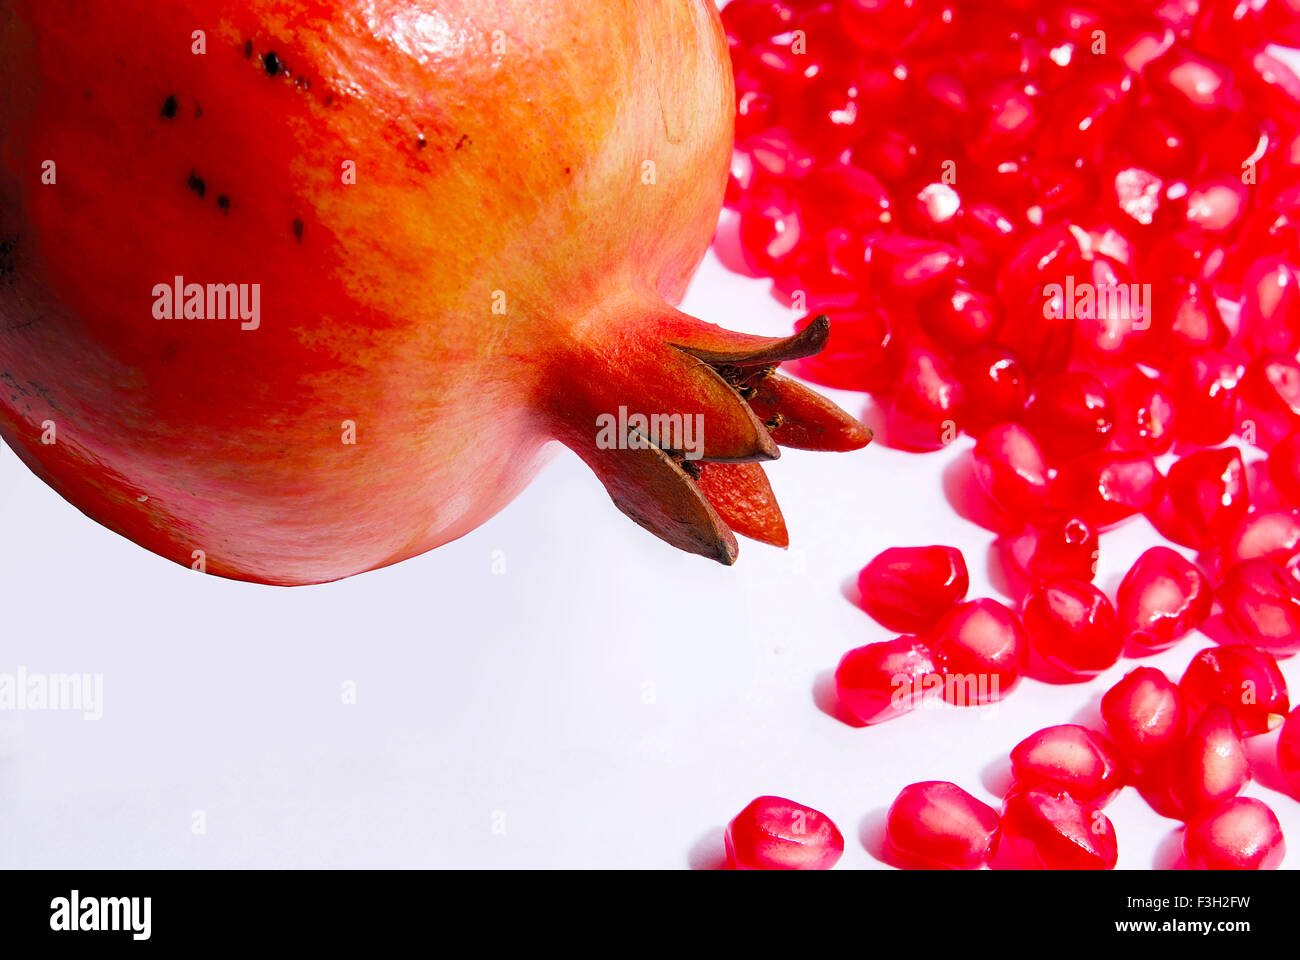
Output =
[
  {"x1": 1021, "y1": 579, "x2": 1123, "y2": 679},
  {"x1": 738, "y1": 187, "x2": 806, "y2": 274},
  {"x1": 1012, "y1": 514, "x2": 1099, "y2": 583},
  {"x1": 994, "y1": 226, "x2": 1083, "y2": 375},
  {"x1": 1269, "y1": 430, "x2": 1300, "y2": 507},
  {"x1": 885, "y1": 346, "x2": 965, "y2": 450},
  {"x1": 720, "y1": 0, "x2": 798, "y2": 49},
  {"x1": 1280, "y1": 707, "x2": 1300, "y2": 795},
  {"x1": 1023, "y1": 372, "x2": 1115, "y2": 461},
  {"x1": 839, "y1": 0, "x2": 932, "y2": 51},
  {"x1": 799, "y1": 163, "x2": 893, "y2": 233},
  {"x1": 734, "y1": 84, "x2": 775, "y2": 140},
  {"x1": 868, "y1": 234, "x2": 964, "y2": 299},
  {"x1": 1101, "y1": 667, "x2": 1188, "y2": 771},
  {"x1": 1051, "y1": 451, "x2": 1160, "y2": 530},
  {"x1": 1146, "y1": 47, "x2": 1239, "y2": 130},
  {"x1": 1240, "y1": 257, "x2": 1300, "y2": 357},
  {"x1": 741, "y1": 129, "x2": 817, "y2": 182},
  {"x1": 1184, "y1": 797, "x2": 1286, "y2": 870},
  {"x1": 1117, "y1": 546, "x2": 1212, "y2": 653},
  {"x1": 1169, "y1": 706, "x2": 1252, "y2": 817},
  {"x1": 1158, "y1": 280, "x2": 1228, "y2": 354},
  {"x1": 724, "y1": 795, "x2": 845, "y2": 870},
  {"x1": 1126, "y1": 108, "x2": 1198, "y2": 179},
  {"x1": 953, "y1": 346, "x2": 1026, "y2": 434},
  {"x1": 1000, "y1": 788, "x2": 1118, "y2": 870},
  {"x1": 1183, "y1": 175, "x2": 1251, "y2": 235},
  {"x1": 1144, "y1": 226, "x2": 1227, "y2": 285},
  {"x1": 857, "y1": 545, "x2": 969, "y2": 634},
  {"x1": 1169, "y1": 351, "x2": 1243, "y2": 448},
  {"x1": 1009, "y1": 724, "x2": 1126, "y2": 807},
  {"x1": 1224, "y1": 509, "x2": 1300, "y2": 569},
  {"x1": 1180, "y1": 645, "x2": 1290, "y2": 737},
  {"x1": 1238, "y1": 353, "x2": 1300, "y2": 446},
  {"x1": 885, "y1": 781, "x2": 1001, "y2": 870},
  {"x1": 1217, "y1": 559, "x2": 1300, "y2": 657},
  {"x1": 928, "y1": 599, "x2": 1027, "y2": 705},
  {"x1": 918, "y1": 281, "x2": 1001, "y2": 352},
  {"x1": 1111, "y1": 370, "x2": 1177, "y2": 455},
  {"x1": 834, "y1": 636, "x2": 939, "y2": 725},
  {"x1": 971, "y1": 422, "x2": 1052, "y2": 517},
  {"x1": 1150, "y1": 447, "x2": 1250, "y2": 550}
]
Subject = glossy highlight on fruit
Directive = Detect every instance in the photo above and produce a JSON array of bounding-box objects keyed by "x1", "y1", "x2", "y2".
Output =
[
  {"x1": 885, "y1": 781, "x2": 1001, "y2": 869},
  {"x1": 725, "y1": 795, "x2": 845, "y2": 870},
  {"x1": 857, "y1": 545, "x2": 969, "y2": 634}
]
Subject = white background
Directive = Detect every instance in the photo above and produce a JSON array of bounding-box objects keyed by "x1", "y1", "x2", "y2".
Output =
[{"x1": 0, "y1": 242, "x2": 1295, "y2": 869}]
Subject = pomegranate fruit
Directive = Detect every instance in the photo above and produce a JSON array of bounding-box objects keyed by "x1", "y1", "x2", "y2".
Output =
[
  {"x1": 0, "y1": 1, "x2": 871, "y2": 584},
  {"x1": 928, "y1": 598, "x2": 1027, "y2": 704},
  {"x1": 1116, "y1": 546, "x2": 1212, "y2": 652},
  {"x1": 1101, "y1": 667, "x2": 1188, "y2": 772},
  {"x1": 1008, "y1": 724, "x2": 1126, "y2": 807},
  {"x1": 1179, "y1": 645, "x2": 1289, "y2": 737},
  {"x1": 857, "y1": 545, "x2": 969, "y2": 634},
  {"x1": 1021, "y1": 578, "x2": 1124, "y2": 679},
  {"x1": 834, "y1": 636, "x2": 939, "y2": 725},
  {"x1": 724, "y1": 795, "x2": 845, "y2": 870}
]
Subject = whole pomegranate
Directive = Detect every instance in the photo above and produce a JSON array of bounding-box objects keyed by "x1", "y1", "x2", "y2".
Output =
[{"x1": 0, "y1": 1, "x2": 867, "y2": 584}]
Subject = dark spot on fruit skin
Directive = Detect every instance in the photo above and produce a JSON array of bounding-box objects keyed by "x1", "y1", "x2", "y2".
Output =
[
  {"x1": 416, "y1": 133, "x2": 427, "y2": 150},
  {"x1": 292, "y1": 219, "x2": 304, "y2": 242},
  {"x1": 194, "y1": 102, "x2": 203, "y2": 119},
  {"x1": 294, "y1": 76, "x2": 310, "y2": 90},
  {"x1": 188, "y1": 171, "x2": 206, "y2": 198},
  {"x1": 217, "y1": 195, "x2": 231, "y2": 214},
  {"x1": 263, "y1": 52, "x2": 281, "y2": 76},
  {"x1": 455, "y1": 134, "x2": 470, "y2": 150},
  {"x1": 324, "y1": 93, "x2": 335, "y2": 107},
  {"x1": 564, "y1": 167, "x2": 571, "y2": 175},
  {"x1": 161, "y1": 95, "x2": 178, "y2": 119},
  {"x1": 244, "y1": 39, "x2": 253, "y2": 58}
]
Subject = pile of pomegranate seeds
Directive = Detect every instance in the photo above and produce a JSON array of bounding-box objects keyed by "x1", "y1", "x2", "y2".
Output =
[{"x1": 718, "y1": 0, "x2": 1300, "y2": 870}]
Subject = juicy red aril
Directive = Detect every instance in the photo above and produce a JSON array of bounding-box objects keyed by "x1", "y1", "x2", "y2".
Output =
[
  {"x1": 1021, "y1": 578, "x2": 1123, "y2": 679},
  {"x1": 1072, "y1": 255, "x2": 1151, "y2": 366},
  {"x1": 1280, "y1": 708, "x2": 1300, "y2": 796},
  {"x1": 1101, "y1": 667, "x2": 1188, "y2": 772},
  {"x1": 1000, "y1": 788, "x2": 1118, "y2": 870},
  {"x1": 725, "y1": 795, "x2": 845, "y2": 870},
  {"x1": 1218, "y1": 558, "x2": 1300, "y2": 657},
  {"x1": 884, "y1": 346, "x2": 966, "y2": 450},
  {"x1": 1022, "y1": 372, "x2": 1114, "y2": 461},
  {"x1": 884, "y1": 781, "x2": 1001, "y2": 870},
  {"x1": 919, "y1": 281, "x2": 1001, "y2": 352},
  {"x1": 857, "y1": 544, "x2": 969, "y2": 634},
  {"x1": 1180, "y1": 645, "x2": 1290, "y2": 737},
  {"x1": 788, "y1": 307, "x2": 896, "y2": 393},
  {"x1": 1184, "y1": 797, "x2": 1286, "y2": 870},
  {"x1": 1241, "y1": 255, "x2": 1300, "y2": 357},
  {"x1": 952, "y1": 346, "x2": 1026, "y2": 434},
  {"x1": 1225, "y1": 509, "x2": 1300, "y2": 569},
  {"x1": 1269, "y1": 430, "x2": 1300, "y2": 507},
  {"x1": 1169, "y1": 705, "x2": 1251, "y2": 817},
  {"x1": 1158, "y1": 279, "x2": 1229, "y2": 353},
  {"x1": 1111, "y1": 370, "x2": 1177, "y2": 455},
  {"x1": 868, "y1": 234, "x2": 964, "y2": 299},
  {"x1": 834, "y1": 636, "x2": 938, "y2": 725},
  {"x1": 1009, "y1": 724, "x2": 1126, "y2": 807},
  {"x1": 1238, "y1": 353, "x2": 1300, "y2": 448},
  {"x1": 928, "y1": 598, "x2": 1026, "y2": 705},
  {"x1": 1011, "y1": 515, "x2": 1099, "y2": 583},
  {"x1": 1050, "y1": 451, "x2": 1160, "y2": 529},
  {"x1": 738, "y1": 187, "x2": 805, "y2": 274},
  {"x1": 971, "y1": 422, "x2": 1051, "y2": 517},
  {"x1": 799, "y1": 163, "x2": 893, "y2": 233},
  {"x1": 1169, "y1": 351, "x2": 1243, "y2": 448},
  {"x1": 1146, "y1": 47, "x2": 1239, "y2": 129},
  {"x1": 1116, "y1": 546, "x2": 1212, "y2": 652},
  {"x1": 1148, "y1": 447, "x2": 1250, "y2": 550},
  {"x1": 839, "y1": 0, "x2": 932, "y2": 51}
]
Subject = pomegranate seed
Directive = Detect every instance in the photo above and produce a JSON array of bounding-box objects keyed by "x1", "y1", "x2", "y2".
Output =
[
  {"x1": 839, "y1": 0, "x2": 932, "y2": 51},
  {"x1": 1022, "y1": 578, "x2": 1123, "y2": 679},
  {"x1": 1009, "y1": 724, "x2": 1126, "y2": 807},
  {"x1": 919, "y1": 281, "x2": 1001, "y2": 352},
  {"x1": 1101, "y1": 667, "x2": 1188, "y2": 772},
  {"x1": 739, "y1": 187, "x2": 805, "y2": 274},
  {"x1": 788, "y1": 307, "x2": 897, "y2": 393},
  {"x1": 1022, "y1": 372, "x2": 1115, "y2": 461},
  {"x1": 1157, "y1": 279, "x2": 1229, "y2": 353},
  {"x1": 1125, "y1": 108, "x2": 1197, "y2": 179},
  {"x1": 971, "y1": 422, "x2": 1051, "y2": 517},
  {"x1": 1180, "y1": 645, "x2": 1290, "y2": 737},
  {"x1": 720, "y1": 0, "x2": 797, "y2": 49},
  {"x1": 834, "y1": 636, "x2": 938, "y2": 725},
  {"x1": 1280, "y1": 707, "x2": 1300, "y2": 795},
  {"x1": 725, "y1": 796, "x2": 844, "y2": 870},
  {"x1": 1184, "y1": 797, "x2": 1286, "y2": 870},
  {"x1": 1169, "y1": 351, "x2": 1243, "y2": 448},
  {"x1": 868, "y1": 234, "x2": 964, "y2": 299},
  {"x1": 953, "y1": 346, "x2": 1027, "y2": 434},
  {"x1": 1238, "y1": 353, "x2": 1300, "y2": 447},
  {"x1": 1183, "y1": 175, "x2": 1250, "y2": 235},
  {"x1": 1111, "y1": 370, "x2": 1178, "y2": 455},
  {"x1": 1269, "y1": 430, "x2": 1300, "y2": 507},
  {"x1": 994, "y1": 226, "x2": 1083, "y2": 374},
  {"x1": 1146, "y1": 47, "x2": 1239, "y2": 130},
  {"x1": 799, "y1": 163, "x2": 893, "y2": 233},
  {"x1": 857, "y1": 545, "x2": 969, "y2": 634},
  {"x1": 1011, "y1": 515, "x2": 1099, "y2": 583},
  {"x1": 1169, "y1": 706, "x2": 1251, "y2": 817},
  {"x1": 1050, "y1": 451, "x2": 1159, "y2": 530},
  {"x1": 884, "y1": 346, "x2": 965, "y2": 450},
  {"x1": 1148, "y1": 447, "x2": 1250, "y2": 550},
  {"x1": 1218, "y1": 558, "x2": 1300, "y2": 656},
  {"x1": 884, "y1": 781, "x2": 1001, "y2": 869},
  {"x1": 1116, "y1": 546, "x2": 1212, "y2": 652},
  {"x1": 1072, "y1": 255, "x2": 1151, "y2": 365},
  {"x1": 928, "y1": 599, "x2": 1027, "y2": 704},
  {"x1": 1241, "y1": 257, "x2": 1300, "y2": 356},
  {"x1": 1224, "y1": 509, "x2": 1300, "y2": 569},
  {"x1": 1000, "y1": 788, "x2": 1118, "y2": 870}
]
